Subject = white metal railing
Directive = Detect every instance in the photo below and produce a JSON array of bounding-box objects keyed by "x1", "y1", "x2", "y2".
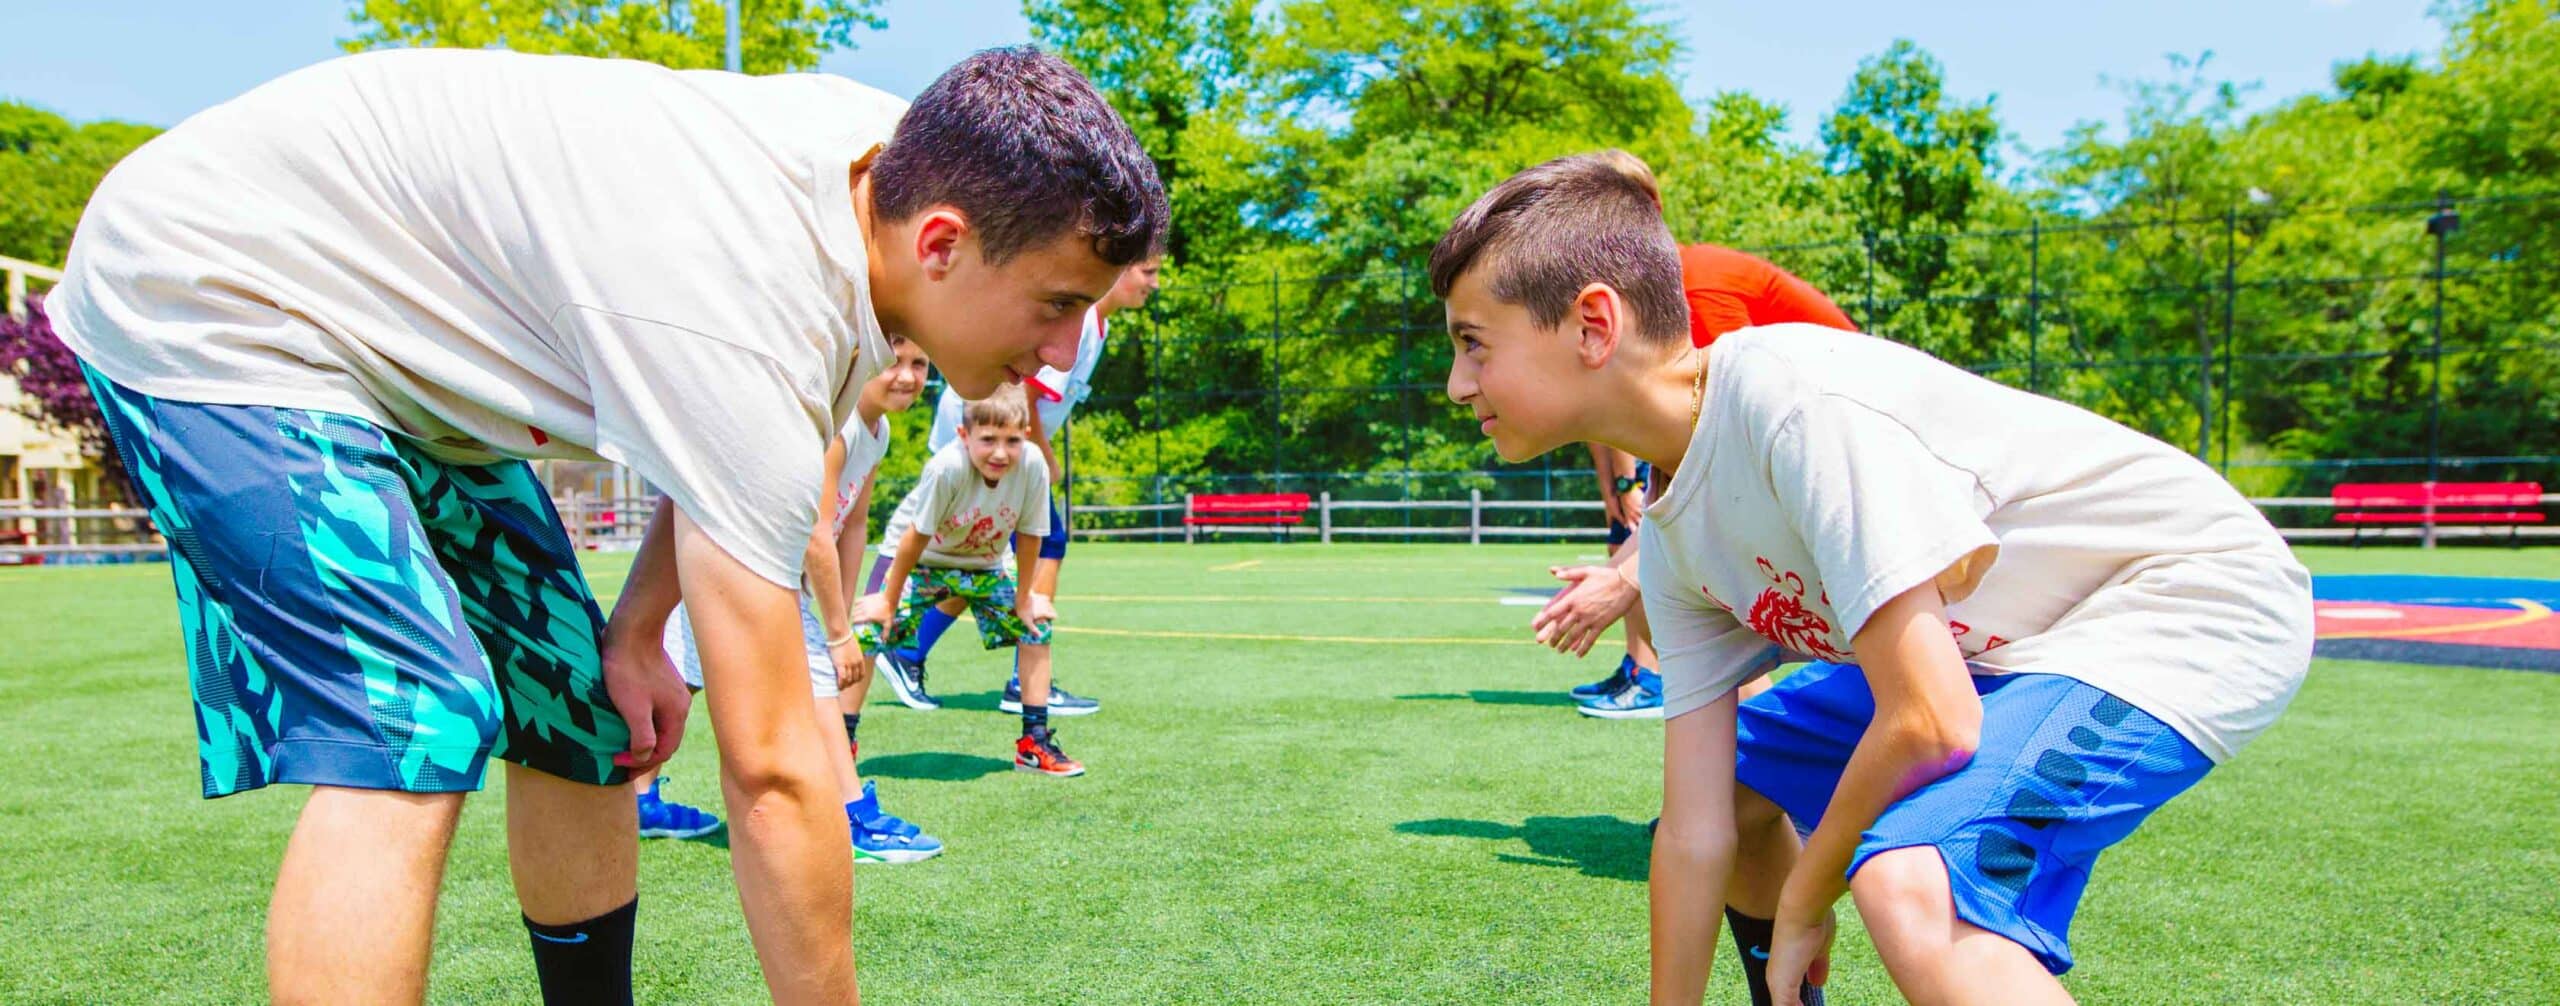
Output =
[
  {"x1": 2, "y1": 254, "x2": 62, "y2": 320},
  {"x1": 6, "y1": 491, "x2": 2554, "y2": 566}
]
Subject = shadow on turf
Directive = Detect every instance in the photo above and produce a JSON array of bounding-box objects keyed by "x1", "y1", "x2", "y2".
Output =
[
  {"x1": 1396, "y1": 815, "x2": 1649, "y2": 882},
  {"x1": 932, "y1": 689, "x2": 1005, "y2": 713},
  {"x1": 1394, "y1": 690, "x2": 1579, "y2": 707},
  {"x1": 860, "y1": 751, "x2": 1013, "y2": 781}
]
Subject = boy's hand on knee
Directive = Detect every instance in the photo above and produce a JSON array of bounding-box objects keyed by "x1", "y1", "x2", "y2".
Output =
[
  {"x1": 1767, "y1": 903, "x2": 1835, "y2": 1006},
  {"x1": 600, "y1": 629, "x2": 691, "y2": 772},
  {"x1": 1019, "y1": 591, "x2": 1057, "y2": 627},
  {"x1": 851, "y1": 592, "x2": 891, "y2": 629}
]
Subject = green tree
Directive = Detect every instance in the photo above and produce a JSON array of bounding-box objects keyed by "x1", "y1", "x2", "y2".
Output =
[
  {"x1": 1821, "y1": 40, "x2": 2001, "y2": 308},
  {"x1": 343, "y1": 0, "x2": 884, "y2": 73},
  {"x1": 0, "y1": 103, "x2": 158, "y2": 265}
]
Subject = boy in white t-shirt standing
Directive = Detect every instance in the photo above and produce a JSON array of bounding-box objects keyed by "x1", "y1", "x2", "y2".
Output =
[
  {"x1": 857, "y1": 386, "x2": 1082, "y2": 776},
  {"x1": 882, "y1": 252, "x2": 1160, "y2": 714},
  {"x1": 1427, "y1": 150, "x2": 2312, "y2": 1006},
  {"x1": 56, "y1": 46, "x2": 1164, "y2": 1005},
  {"x1": 658, "y1": 334, "x2": 943, "y2": 862}
]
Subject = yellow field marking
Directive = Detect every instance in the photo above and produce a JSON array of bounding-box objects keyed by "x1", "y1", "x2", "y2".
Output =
[
  {"x1": 1206, "y1": 559, "x2": 1264, "y2": 572},
  {"x1": 2320, "y1": 599, "x2": 2552, "y2": 640},
  {"x1": 1053, "y1": 625, "x2": 1564, "y2": 647}
]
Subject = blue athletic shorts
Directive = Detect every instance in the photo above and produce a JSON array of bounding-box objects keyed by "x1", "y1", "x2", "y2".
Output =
[
  {"x1": 84, "y1": 364, "x2": 628, "y2": 798},
  {"x1": 1039, "y1": 495, "x2": 1069, "y2": 561},
  {"x1": 1734, "y1": 662, "x2": 2212, "y2": 974}
]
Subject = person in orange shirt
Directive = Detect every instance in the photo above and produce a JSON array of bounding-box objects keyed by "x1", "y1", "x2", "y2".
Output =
[{"x1": 1552, "y1": 245, "x2": 1856, "y2": 717}]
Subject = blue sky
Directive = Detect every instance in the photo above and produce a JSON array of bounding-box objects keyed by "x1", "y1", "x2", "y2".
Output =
[{"x1": 0, "y1": 1, "x2": 2444, "y2": 157}]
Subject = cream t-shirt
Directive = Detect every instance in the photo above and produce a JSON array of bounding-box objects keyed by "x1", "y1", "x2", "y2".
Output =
[
  {"x1": 1638, "y1": 326, "x2": 2314, "y2": 762},
  {"x1": 832, "y1": 413, "x2": 892, "y2": 534},
  {"x1": 52, "y1": 48, "x2": 902, "y2": 587},
  {"x1": 880, "y1": 441, "x2": 1052, "y2": 571}
]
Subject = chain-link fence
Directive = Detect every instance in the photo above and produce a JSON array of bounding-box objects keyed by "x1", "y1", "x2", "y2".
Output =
[{"x1": 1054, "y1": 192, "x2": 2560, "y2": 541}]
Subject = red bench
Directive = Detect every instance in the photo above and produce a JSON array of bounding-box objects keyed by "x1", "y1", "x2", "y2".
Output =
[
  {"x1": 0, "y1": 529, "x2": 35, "y2": 566},
  {"x1": 2332, "y1": 481, "x2": 2544, "y2": 545},
  {"x1": 1184, "y1": 493, "x2": 1312, "y2": 542}
]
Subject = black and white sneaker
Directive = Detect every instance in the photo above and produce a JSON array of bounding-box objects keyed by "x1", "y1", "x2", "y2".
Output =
[
  {"x1": 999, "y1": 678, "x2": 1100, "y2": 716},
  {"x1": 875, "y1": 649, "x2": 940, "y2": 710}
]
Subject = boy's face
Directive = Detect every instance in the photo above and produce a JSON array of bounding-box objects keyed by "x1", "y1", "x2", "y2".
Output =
[
  {"x1": 1103, "y1": 258, "x2": 1163, "y2": 313},
  {"x1": 1442, "y1": 269, "x2": 1594, "y2": 463},
  {"x1": 959, "y1": 421, "x2": 1032, "y2": 484},
  {"x1": 863, "y1": 339, "x2": 932, "y2": 414},
  {"x1": 904, "y1": 222, "x2": 1124, "y2": 400}
]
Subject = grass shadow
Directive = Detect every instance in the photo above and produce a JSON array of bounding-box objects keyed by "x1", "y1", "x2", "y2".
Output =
[
  {"x1": 934, "y1": 689, "x2": 1006, "y2": 713},
  {"x1": 1395, "y1": 690, "x2": 1578, "y2": 707},
  {"x1": 1396, "y1": 815, "x2": 1649, "y2": 882},
  {"x1": 859, "y1": 751, "x2": 1013, "y2": 782},
  {"x1": 677, "y1": 827, "x2": 729, "y2": 850}
]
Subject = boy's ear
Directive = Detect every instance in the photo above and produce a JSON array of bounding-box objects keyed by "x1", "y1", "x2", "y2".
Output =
[
  {"x1": 1572, "y1": 282, "x2": 1626, "y2": 370},
  {"x1": 913, "y1": 208, "x2": 970, "y2": 280}
]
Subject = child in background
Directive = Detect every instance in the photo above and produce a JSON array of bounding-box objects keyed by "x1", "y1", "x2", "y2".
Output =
[
  {"x1": 1431, "y1": 150, "x2": 2311, "y2": 1006},
  {"x1": 857, "y1": 386, "x2": 1080, "y2": 777},
  {"x1": 658, "y1": 335, "x2": 945, "y2": 862}
]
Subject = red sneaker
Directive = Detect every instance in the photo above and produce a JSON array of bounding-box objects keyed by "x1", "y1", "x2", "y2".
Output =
[{"x1": 1014, "y1": 729, "x2": 1085, "y2": 778}]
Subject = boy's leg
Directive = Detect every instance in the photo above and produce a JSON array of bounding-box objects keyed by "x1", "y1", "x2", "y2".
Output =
[
  {"x1": 1851, "y1": 848, "x2": 2074, "y2": 1005},
  {"x1": 408, "y1": 454, "x2": 649, "y2": 999},
  {"x1": 1727, "y1": 663, "x2": 1869, "y2": 1006},
  {"x1": 269, "y1": 788, "x2": 464, "y2": 1004},
  {"x1": 80, "y1": 369, "x2": 509, "y2": 999}
]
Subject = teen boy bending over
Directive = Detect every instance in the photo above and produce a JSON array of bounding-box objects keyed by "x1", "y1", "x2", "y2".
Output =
[
  {"x1": 1428, "y1": 150, "x2": 2311, "y2": 1006},
  {"x1": 857, "y1": 386, "x2": 1082, "y2": 777},
  {"x1": 55, "y1": 45, "x2": 1161, "y2": 1005}
]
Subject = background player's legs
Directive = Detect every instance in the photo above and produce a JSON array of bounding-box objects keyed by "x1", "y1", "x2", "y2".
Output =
[
  {"x1": 269, "y1": 787, "x2": 464, "y2": 1005},
  {"x1": 1853, "y1": 848, "x2": 2074, "y2": 1005},
  {"x1": 816, "y1": 696, "x2": 863, "y2": 802}
]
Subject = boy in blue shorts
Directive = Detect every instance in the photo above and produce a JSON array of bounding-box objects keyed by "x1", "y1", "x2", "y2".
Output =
[
  {"x1": 1428, "y1": 150, "x2": 2312, "y2": 1005},
  {"x1": 856, "y1": 386, "x2": 1082, "y2": 776},
  {"x1": 878, "y1": 250, "x2": 1162, "y2": 713},
  {"x1": 55, "y1": 47, "x2": 1161, "y2": 1004},
  {"x1": 657, "y1": 334, "x2": 943, "y2": 862}
]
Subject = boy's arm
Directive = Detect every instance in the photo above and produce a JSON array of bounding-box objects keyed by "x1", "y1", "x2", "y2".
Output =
[
  {"x1": 1650, "y1": 692, "x2": 1741, "y2": 1005},
  {"x1": 1766, "y1": 582, "x2": 1982, "y2": 1000},
  {"x1": 805, "y1": 438, "x2": 852, "y2": 640},
  {"x1": 598, "y1": 495, "x2": 693, "y2": 771},
  {"x1": 857, "y1": 528, "x2": 929, "y2": 630},
  {"x1": 834, "y1": 474, "x2": 875, "y2": 608},
  {"x1": 804, "y1": 439, "x2": 861, "y2": 686},
  {"x1": 1030, "y1": 406, "x2": 1065, "y2": 489},
  {"x1": 1015, "y1": 531, "x2": 1055, "y2": 625}
]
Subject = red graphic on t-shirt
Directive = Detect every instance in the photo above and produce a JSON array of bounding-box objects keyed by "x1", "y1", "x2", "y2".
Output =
[
  {"x1": 1982, "y1": 635, "x2": 2010, "y2": 651},
  {"x1": 939, "y1": 505, "x2": 1021, "y2": 556},
  {"x1": 1948, "y1": 619, "x2": 1970, "y2": 637},
  {"x1": 1744, "y1": 557, "x2": 1847, "y2": 662}
]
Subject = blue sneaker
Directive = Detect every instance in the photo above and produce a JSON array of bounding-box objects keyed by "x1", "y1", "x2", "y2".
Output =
[
  {"x1": 875, "y1": 648, "x2": 939, "y2": 710},
  {"x1": 1571, "y1": 655, "x2": 1637, "y2": 699},
  {"x1": 1000, "y1": 676, "x2": 1100, "y2": 716},
  {"x1": 1577, "y1": 669, "x2": 1663, "y2": 719},
  {"x1": 847, "y1": 783, "x2": 942, "y2": 864},
  {"x1": 636, "y1": 777, "x2": 723, "y2": 839}
]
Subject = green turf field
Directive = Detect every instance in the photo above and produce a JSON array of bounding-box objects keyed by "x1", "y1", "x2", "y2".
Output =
[{"x1": 2, "y1": 544, "x2": 2555, "y2": 1003}]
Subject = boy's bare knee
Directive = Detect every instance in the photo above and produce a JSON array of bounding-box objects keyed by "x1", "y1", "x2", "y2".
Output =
[
  {"x1": 1850, "y1": 846, "x2": 1958, "y2": 936},
  {"x1": 1733, "y1": 784, "x2": 1786, "y2": 833}
]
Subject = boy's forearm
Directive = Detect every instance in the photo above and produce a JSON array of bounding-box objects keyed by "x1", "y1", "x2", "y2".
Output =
[
  {"x1": 878, "y1": 529, "x2": 928, "y2": 610},
  {"x1": 1787, "y1": 587, "x2": 1981, "y2": 918},
  {"x1": 1014, "y1": 533, "x2": 1042, "y2": 604},
  {"x1": 605, "y1": 496, "x2": 682, "y2": 641},
  {"x1": 803, "y1": 532, "x2": 850, "y2": 639}
]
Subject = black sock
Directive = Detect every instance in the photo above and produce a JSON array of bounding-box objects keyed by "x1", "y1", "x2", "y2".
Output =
[
  {"x1": 1022, "y1": 704, "x2": 1049, "y2": 736},
  {"x1": 1725, "y1": 908, "x2": 1823, "y2": 1006},
  {"x1": 841, "y1": 712, "x2": 861, "y2": 744},
  {"x1": 525, "y1": 897, "x2": 636, "y2": 1006}
]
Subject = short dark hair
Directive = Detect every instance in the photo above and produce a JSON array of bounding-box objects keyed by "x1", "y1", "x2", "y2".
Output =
[
  {"x1": 872, "y1": 46, "x2": 1166, "y2": 267},
  {"x1": 1426, "y1": 150, "x2": 1687, "y2": 344}
]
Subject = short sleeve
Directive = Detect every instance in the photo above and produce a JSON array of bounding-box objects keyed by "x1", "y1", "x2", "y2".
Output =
[
  {"x1": 569, "y1": 307, "x2": 829, "y2": 588},
  {"x1": 1638, "y1": 524, "x2": 1784, "y2": 719},
  {"x1": 1768, "y1": 396, "x2": 1999, "y2": 639},
  {"x1": 1015, "y1": 454, "x2": 1053, "y2": 538}
]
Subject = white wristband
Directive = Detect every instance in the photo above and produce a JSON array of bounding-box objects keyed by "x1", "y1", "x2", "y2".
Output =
[{"x1": 826, "y1": 628, "x2": 859, "y2": 649}]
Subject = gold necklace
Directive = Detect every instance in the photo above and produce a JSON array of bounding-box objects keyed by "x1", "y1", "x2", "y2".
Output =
[{"x1": 1688, "y1": 345, "x2": 1708, "y2": 430}]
